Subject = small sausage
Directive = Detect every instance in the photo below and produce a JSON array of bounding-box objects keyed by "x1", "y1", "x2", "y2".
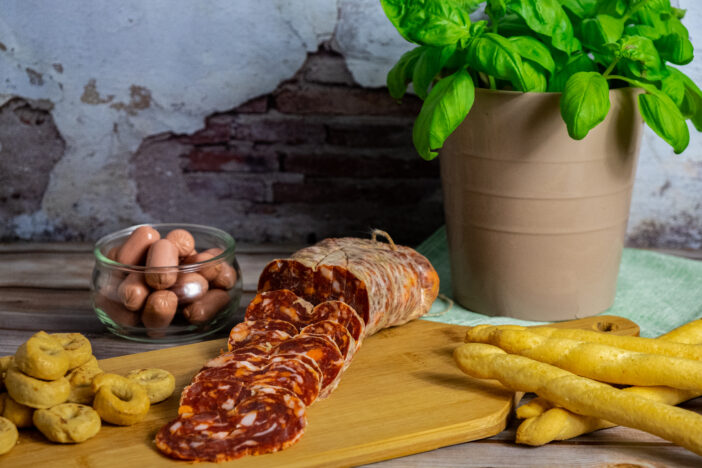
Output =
[
  {"x1": 182, "y1": 248, "x2": 223, "y2": 281},
  {"x1": 170, "y1": 272, "x2": 209, "y2": 304},
  {"x1": 183, "y1": 289, "x2": 230, "y2": 324},
  {"x1": 145, "y1": 239, "x2": 179, "y2": 290},
  {"x1": 117, "y1": 226, "x2": 161, "y2": 265},
  {"x1": 117, "y1": 273, "x2": 150, "y2": 311},
  {"x1": 166, "y1": 229, "x2": 195, "y2": 258},
  {"x1": 212, "y1": 263, "x2": 238, "y2": 290},
  {"x1": 94, "y1": 294, "x2": 140, "y2": 327},
  {"x1": 142, "y1": 290, "x2": 178, "y2": 330},
  {"x1": 106, "y1": 245, "x2": 121, "y2": 261}
]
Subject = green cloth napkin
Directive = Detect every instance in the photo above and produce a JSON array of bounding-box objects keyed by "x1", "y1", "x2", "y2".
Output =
[{"x1": 417, "y1": 226, "x2": 702, "y2": 338}]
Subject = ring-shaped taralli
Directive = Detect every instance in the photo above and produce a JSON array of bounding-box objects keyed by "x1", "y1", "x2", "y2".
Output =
[
  {"x1": 4, "y1": 365, "x2": 70, "y2": 409},
  {"x1": 14, "y1": 331, "x2": 70, "y2": 380},
  {"x1": 92, "y1": 374, "x2": 150, "y2": 425},
  {"x1": 1, "y1": 393, "x2": 34, "y2": 428},
  {"x1": 126, "y1": 368, "x2": 175, "y2": 404},
  {"x1": 66, "y1": 358, "x2": 104, "y2": 405},
  {"x1": 51, "y1": 333, "x2": 93, "y2": 370},
  {"x1": 0, "y1": 416, "x2": 18, "y2": 455},
  {"x1": 33, "y1": 403, "x2": 101, "y2": 443},
  {"x1": 0, "y1": 356, "x2": 12, "y2": 391}
]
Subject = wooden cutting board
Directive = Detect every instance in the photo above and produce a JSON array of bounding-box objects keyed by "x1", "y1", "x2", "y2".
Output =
[{"x1": 3, "y1": 315, "x2": 638, "y2": 467}]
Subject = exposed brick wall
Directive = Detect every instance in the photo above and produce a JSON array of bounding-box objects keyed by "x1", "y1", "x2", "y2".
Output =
[{"x1": 133, "y1": 47, "x2": 444, "y2": 245}]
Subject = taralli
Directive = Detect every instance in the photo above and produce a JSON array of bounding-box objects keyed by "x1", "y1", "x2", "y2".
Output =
[
  {"x1": 51, "y1": 333, "x2": 93, "y2": 370},
  {"x1": 453, "y1": 342, "x2": 702, "y2": 456},
  {"x1": 14, "y1": 331, "x2": 70, "y2": 380},
  {"x1": 33, "y1": 403, "x2": 101, "y2": 443},
  {"x1": 66, "y1": 357, "x2": 104, "y2": 405},
  {"x1": 126, "y1": 368, "x2": 175, "y2": 404},
  {"x1": 92, "y1": 373, "x2": 150, "y2": 425},
  {"x1": 0, "y1": 416, "x2": 18, "y2": 455},
  {"x1": 1, "y1": 393, "x2": 34, "y2": 428},
  {"x1": 4, "y1": 365, "x2": 70, "y2": 409},
  {"x1": 0, "y1": 356, "x2": 12, "y2": 391}
]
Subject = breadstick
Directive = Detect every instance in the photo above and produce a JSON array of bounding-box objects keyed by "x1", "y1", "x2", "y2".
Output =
[
  {"x1": 464, "y1": 327, "x2": 702, "y2": 391},
  {"x1": 514, "y1": 319, "x2": 702, "y2": 420},
  {"x1": 453, "y1": 343, "x2": 702, "y2": 456}
]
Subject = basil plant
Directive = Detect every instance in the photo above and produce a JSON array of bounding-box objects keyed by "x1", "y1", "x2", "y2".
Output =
[{"x1": 381, "y1": 0, "x2": 701, "y2": 158}]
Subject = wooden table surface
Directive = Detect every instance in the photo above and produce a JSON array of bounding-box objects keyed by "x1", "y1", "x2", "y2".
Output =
[{"x1": 1, "y1": 242, "x2": 701, "y2": 467}]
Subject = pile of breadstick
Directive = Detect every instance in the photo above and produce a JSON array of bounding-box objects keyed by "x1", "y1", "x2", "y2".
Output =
[{"x1": 453, "y1": 319, "x2": 702, "y2": 456}]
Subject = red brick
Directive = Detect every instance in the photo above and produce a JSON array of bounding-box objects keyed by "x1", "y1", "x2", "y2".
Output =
[
  {"x1": 183, "y1": 115, "x2": 233, "y2": 145},
  {"x1": 234, "y1": 96, "x2": 268, "y2": 113},
  {"x1": 302, "y1": 54, "x2": 356, "y2": 86},
  {"x1": 326, "y1": 120, "x2": 414, "y2": 148},
  {"x1": 272, "y1": 177, "x2": 441, "y2": 204},
  {"x1": 184, "y1": 173, "x2": 270, "y2": 202},
  {"x1": 184, "y1": 144, "x2": 278, "y2": 173},
  {"x1": 274, "y1": 84, "x2": 422, "y2": 116},
  {"x1": 231, "y1": 116, "x2": 325, "y2": 144},
  {"x1": 283, "y1": 149, "x2": 438, "y2": 178}
]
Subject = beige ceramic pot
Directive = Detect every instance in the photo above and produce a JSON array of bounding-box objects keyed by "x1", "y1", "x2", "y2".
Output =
[{"x1": 440, "y1": 87, "x2": 643, "y2": 321}]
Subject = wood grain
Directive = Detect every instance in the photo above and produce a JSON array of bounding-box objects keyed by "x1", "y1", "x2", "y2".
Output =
[{"x1": 1, "y1": 317, "x2": 640, "y2": 468}]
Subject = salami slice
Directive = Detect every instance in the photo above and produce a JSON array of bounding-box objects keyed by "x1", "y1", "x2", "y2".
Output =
[
  {"x1": 275, "y1": 335, "x2": 344, "y2": 398},
  {"x1": 179, "y1": 379, "x2": 246, "y2": 415},
  {"x1": 156, "y1": 386, "x2": 307, "y2": 462},
  {"x1": 203, "y1": 352, "x2": 269, "y2": 372},
  {"x1": 244, "y1": 289, "x2": 313, "y2": 330},
  {"x1": 257, "y1": 238, "x2": 440, "y2": 336},
  {"x1": 300, "y1": 320, "x2": 355, "y2": 361},
  {"x1": 251, "y1": 356, "x2": 321, "y2": 406},
  {"x1": 310, "y1": 301, "x2": 364, "y2": 344},
  {"x1": 228, "y1": 319, "x2": 296, "y2": 352}
]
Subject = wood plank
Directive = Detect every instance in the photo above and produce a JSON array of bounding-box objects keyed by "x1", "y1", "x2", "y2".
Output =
[{"x1": 1, "y1": 317, "x2": 640, "y2": 467}]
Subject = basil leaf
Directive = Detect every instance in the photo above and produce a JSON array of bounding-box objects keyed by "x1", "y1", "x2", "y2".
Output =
[
  {"x1": 617, "y1": 35, "x2": 665, "y2": 81},
  {"x1": 466, "y1": 33, "x2": 529, "y2": 91},
  {"x1": 509, "y1": 36, "x2": 556, "y2": 74},
  {"x1": 387, "y1": 47, "x2": 425, "y2": 100},
  {"x1": 522, "y1": 60, "x2": 548, "y2": 92},
  {"x1": 580, "y1": 14, "x2": 624, "y2": 50},
  {"x1": 624, "y1": 24, "x2": 662, "y2": 41},
  {"x1": 655, "y1": 17, "x2": 694, "y2": 65},
  {"x1": 486, "y1": 0, "x2": 507, "y2": 21},
  {"x1": 558, "y1": 0, "x2": 598, "y2": 18},
  {"x1": 413, "y1": 45, "x2": 457, "y2": 100},
  {"x1": 633, "y1": 0, "x2": 673, "y2": 32},
  {"x1": 671, "y1": 7, "x2": 686, "y2": 19},
  {"x1": 548, "y1": 53, "x2": 597, "y2": 92},
  {"x1": 638, "y1": 92, "x2": 689, "y2": 154},
  {"x1": 380, "y1": 0, "x2": 474, "y2": 47},
  {"x1": 661, "y1": 70, "x2": 685, "y2": 108},
  {"x1": 596, "y1": 0, "x2": 628, "y2": 17},
  {"x1": 497, "y1": 13, "x2": 534, "y2": 37},
  {"x1": 667, "y1": 67, "x2": 702, "y2": 131},
  {"x1": 412, "y1": 69, "x2": 475, "y2": 160},
  {"x1": 560, "y1": 71, "x2": 611, "y2": 140},
  {"x1": 506, "y1": 0, "x2": 581, "y2": 54}
]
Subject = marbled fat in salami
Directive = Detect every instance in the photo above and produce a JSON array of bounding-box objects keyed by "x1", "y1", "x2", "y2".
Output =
[
  {"x1": 275, "y1": 334, "x2": 344, "y2": 398},
  {"x1": 258, "y1": 238, "x2": 440, "y2": 336},
  {"x1": 244, "y1": 289, "x2": 314, "y2": 330},
  {"x1": 251, "y1": 356, "x2": 322, "y2": 406},
  {"x1": 156, "y1": 386, "x2": 307, "y2": 462},
  {"x1": 310, "y1": 301, "x2": 364, "y2": 344},
  {"x1": 228, "y1": 319, "x2": 297, "y2": 353},
  {"x1": 301, "y1": 320, "x2": 355, "y2": 361}
]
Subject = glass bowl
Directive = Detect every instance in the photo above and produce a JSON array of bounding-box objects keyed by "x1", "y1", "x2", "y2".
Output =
[{"x1": 91, "y1": 223, "x2": 242, "y2": 343}]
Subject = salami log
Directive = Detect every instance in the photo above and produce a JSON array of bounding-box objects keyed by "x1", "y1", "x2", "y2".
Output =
[{"x1": 258, "y1": 238, "x2": 439, "y2": 336}]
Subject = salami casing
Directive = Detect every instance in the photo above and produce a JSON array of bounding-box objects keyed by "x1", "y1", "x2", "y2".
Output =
[{"x1": 258, "y1": 238, "x2": 439, "y2": 336}]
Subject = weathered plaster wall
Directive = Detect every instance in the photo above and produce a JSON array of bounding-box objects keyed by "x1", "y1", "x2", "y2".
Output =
[{"x1": 0, "y1": 0, "x2": 700, "y2": 247}]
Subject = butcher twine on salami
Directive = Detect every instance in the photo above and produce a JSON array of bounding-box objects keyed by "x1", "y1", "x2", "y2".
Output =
[{"x1": 156, "y1": 235, "x2": 439, "y2": 462}]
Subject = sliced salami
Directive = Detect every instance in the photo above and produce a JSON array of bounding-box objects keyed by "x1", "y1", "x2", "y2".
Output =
[
  {"x1": 156, "y1": 386, "x2": 307, "y2": 462},
  {"x1": 228, "y1": 319, "x2": 296, "y2": 353},
  {"x1": 257, "y1": 238, "x2": 440, "y2": 336},
  {"x1": 275, "y1": 335, "x2": 344, "y2": 398},
  {"x1": 179, "y1": 379, "x2": 246, "y2": 415},
  {"x1": 310, "y1": 301, "x2": 364, "y2": 344},
  {"x1": 251, "y1": 356, "x2": 322, "y2": 406},
  {"x1": 244, "y1": 289, "x2": 313, "y2": 330},
  {"x1": 300, "y1": 320, "x2": 355, "y2": 361}
]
